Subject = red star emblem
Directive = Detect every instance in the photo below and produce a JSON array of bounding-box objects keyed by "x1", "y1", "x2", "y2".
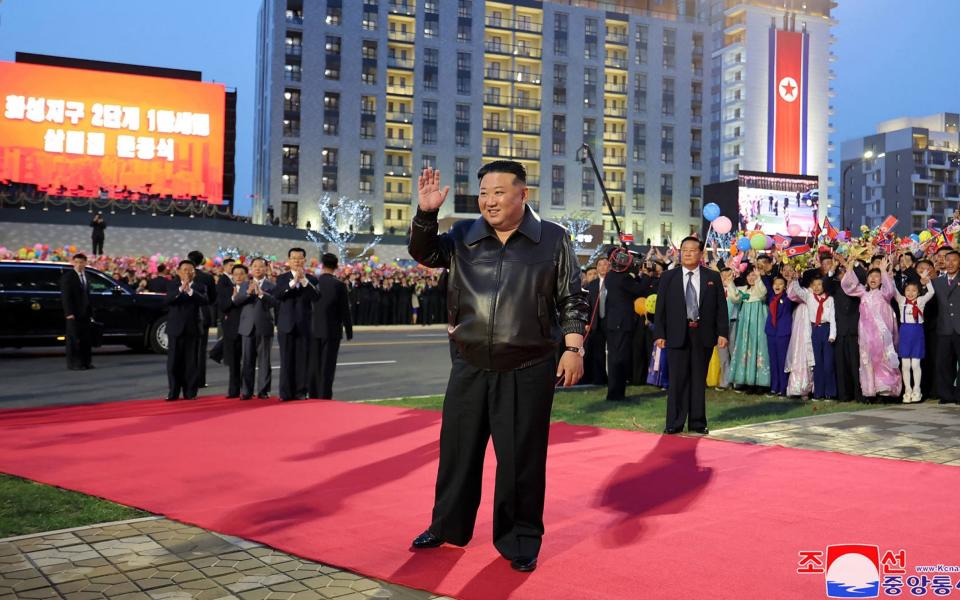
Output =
[{"x1": 781, "y1": 81, "x2": 796, "y2": 97}]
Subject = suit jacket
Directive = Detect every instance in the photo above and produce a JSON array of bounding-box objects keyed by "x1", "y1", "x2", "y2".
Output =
[
  {"x1": 586, "y1": 272, "x2": 649, "y2": 332},
  {"x1": 194, "y1": 269, "x2": 218, "y2": 327},
  {"x1": 60, "y1": 269, "x2": 92, "y2": 319},
  {"x1": 653, "y1": 266, "x2": 729, "y2": 348},
  {"x1": 146, "y1": 276, "x2": 170, "y2": 293},
  {"x1": 215, "y1": 274, "x2": 235, "y2": 320},
  {"x1": 893, "y1": 267, "x2": 920, "y2": 294},
  {"x1": 236, "y1": 278, "x2": 277, "y2": 337},
  {"x1": 824, "y1": 268, "x2": 864, "y2": 337},
  {"x1": 932, "y1": 274, "x2": 960, "y2": 335},
  {"x1": 764, "y1": 292, "x2": 795, "y2": 338},
  {"x1": 311, "y1": 273, "x2": 354, "y2": 340},
  {"x1": 164, "y1": 278, "x2": 208, "y2": 337},
  {"x1": 271, "y1": 271, "x2": 319, "y2": 334},
  {"x1": 217, "y1": 281, "x2": 244, "y2": 339}
]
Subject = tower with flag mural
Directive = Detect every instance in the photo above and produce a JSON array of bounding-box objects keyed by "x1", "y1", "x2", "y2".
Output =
[{"x1": 713, "y1": 0, "x2": 834, "y2": 210}]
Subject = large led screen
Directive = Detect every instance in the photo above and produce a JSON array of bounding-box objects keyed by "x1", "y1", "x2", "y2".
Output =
[{"x1": 738, "y1": 171, "x2": 820, "y2": 236}]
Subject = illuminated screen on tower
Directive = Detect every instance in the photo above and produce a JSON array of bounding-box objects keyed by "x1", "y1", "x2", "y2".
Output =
[
  {"x1": 0, "y1": 60, "x2": 226, "y2": 202},
  {"x1": 738, "y1": 171, "x2": 820, "y2": 237}
]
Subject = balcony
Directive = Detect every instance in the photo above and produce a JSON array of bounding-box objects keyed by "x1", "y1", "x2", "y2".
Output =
[
  {"x1": 386, "y1": 85, "x2": 414, "y2": 96},
  {"x1": 483, "y1": 95, "x2": 540, "y2": 110},
  {"x1": 385, "y1": 137, "x2": 413, "y2": 149},
  {"x1": 484, "y1": 15, "x2": 542, "y2": 33},
  {"x1": 388, "y1": 2, "x2": 415, "y2": 16},
  {"x1": 604, "y1": 106, "x2": 627, "y2": 118},
  {"x1": 483, "y1": 41, "x2": 542, "y2": 59},
  {"x1": 603, "y1": 156, "x2": 627, "y2": 167},
  {"x1": 286, "y1": 12, "x2": 303, "y2": 26},
  {"x1": 482, "y1": 119, "x2": 540, "y2": 135},
  {"x1": 385, "y1": 111, "x2": 414, "y2": 124},
  {"x1": 604, "y1": 56, "x2": 628, "y2": 70},
  {"x1": 603, "y1": 132, "x2": 627, "y2": 143},
  {"x1": 605, "y1": 31, "x2": 628, "y2": 46},
  {"x1": 387, "y1": 29, "x2": 416, "y2": 43},
  {"x1": 384, "y1": 166, "x2": 412, "y2": 178},
  {"x1": 285, "y1": 45, "x2": 303, "y2": 57},
  {"x1": 383, "y1": 191, "x2": 412, "y2": 202},
  {"x1": 387, "y1": 57, "x2": 415, "y2": 70},
  {"x1": 483, "y1": 146, "x2": 540, "y2": 160},
  {"x1": 484, "y1": 68, "x2": 542, "y2": 84},
  {"x1": 525, "y1": 177, "x2": 540, "y2": 187},
  {"x1": 604, "y1": 83, "x2": 628, "y2": 94},
  {"x1": 604, "y1": 181, "x2": 626, "y2": 192}
]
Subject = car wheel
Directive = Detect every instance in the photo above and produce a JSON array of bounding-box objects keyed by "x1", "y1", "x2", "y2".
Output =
[{"x1": 149, "y1": 318, "x2": 169, "y2": 354}]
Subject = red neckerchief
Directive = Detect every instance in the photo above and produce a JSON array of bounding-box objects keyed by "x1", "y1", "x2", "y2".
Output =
[
  {"x1": 769, "y1": 292, "x2": 783, "y2": 327},
  {"x1": 905, "y1": 298, "x2": 922, "y2": 322},
  {"x1": 815, "y1": 294, "x2": 827, "y2": 325}
]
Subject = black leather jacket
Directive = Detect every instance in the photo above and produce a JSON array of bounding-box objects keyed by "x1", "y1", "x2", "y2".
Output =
[{"x1": 409, "y1": 205, "x2": 589, "y2": 371}]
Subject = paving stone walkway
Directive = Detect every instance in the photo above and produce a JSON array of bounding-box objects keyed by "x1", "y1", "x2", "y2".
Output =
[
  {"x1": 0, "y1": 518, "x2": 450, "y2": 600},
  {"x1": 713, "y1": 402, "x2": 960, "y2": 464}
]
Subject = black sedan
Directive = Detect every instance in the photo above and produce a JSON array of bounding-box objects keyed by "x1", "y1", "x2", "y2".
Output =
[{"x1": 0, "y1": 261, "x2": 170, "y2": 353}]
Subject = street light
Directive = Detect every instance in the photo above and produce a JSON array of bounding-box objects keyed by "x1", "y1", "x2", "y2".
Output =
[{"x1": 840, "y1": 150, "x2": 880, "y2": 230}]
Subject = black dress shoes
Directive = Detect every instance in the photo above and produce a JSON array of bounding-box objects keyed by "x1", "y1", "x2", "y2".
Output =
[
  {"x1": 166, "y1": 396, "x2": 178, "y2": 401},
  {"x1": 690, "y1": 427, "x2": 709, "y2": 435},
  {"x1": 510, "y1": 556, "x2": 538, "y2": 572},
  {"x1": 225, "y1": 395, "x2": 239, "y2": 399},
  {"x1": 257, "y1": 393, "x2": 270, "y2": 400},
  {"x1": 411, "y1": 530, "x2": 444, "y2": 549},
  {"x1": 663, "y1": 427, "x2": 681, "y2": 434},
  {"x1": 240, "y1": 394, "x2": 252, "y2": 400}
]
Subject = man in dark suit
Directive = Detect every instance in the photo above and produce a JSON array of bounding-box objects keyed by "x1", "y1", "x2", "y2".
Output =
[
  {"x1": 208, "y1": 258, "x2": 235, "y2": 364},
  {"x1": 271, "y1": 247, "x2": 318, "y2": 401},
  {"x1": 218, "y1": 263, "x2": 247, "y2": 398},
  {"x1": 146, "y1": 264, "x2": 171, "y2": 293},
  {"x1": 308, "y1": 253, "x2": 354, "y2": 399},
  {"x1": 653, "y1": 237, "x2": 729, "y2": 434},
  {"x1": 589, "y1": 257, "x2": 647, "y2": 401},
  {"x1": 236, "y1": 257, "x2": 277, "y2": 399},
  {"x1": 583, "y1": 258, "x2": 610, "y2": 386},
  {"x1": 61, "y1": 253, "x2": 94, "y2": 370},
  {"x1": 165, "y1": 260, "x2": 209, "y2": 400},
  {"x1": 932, "y1": 250, "x2": 960, "y2": 405},
  {"x1": 188, "y1": 250, "x2": 218, "y2": 388}
]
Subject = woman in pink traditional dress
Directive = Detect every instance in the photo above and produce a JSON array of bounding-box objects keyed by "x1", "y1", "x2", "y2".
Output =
[
  {"x1": 782, "y1": 264, "x2": 813, "y2": 399},
  {"x1": 840, "y1": 255, "x2": 902, "y2": 399}
]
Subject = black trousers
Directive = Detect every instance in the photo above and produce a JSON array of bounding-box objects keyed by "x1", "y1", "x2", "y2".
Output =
[
  {"x1": 606, "y1": 329, "x2": 634, "y2": 400},
  {"x1": 308, "y1": 336, "x2": 342, "y2": 399},
  {"x1": 65, "y1": 318, "x2": 92, "y2": 369},
  {"x1": 241, "y1": 335, "x2": 272, "y2": 397},
  {"x1": 222, "y1": 334, "x2": 242, "y2": 397},
  {"x1": 921, "y1": 330, "x2": 938, "y2": 398},
  {"x1": 583, "y1": 318, "x2": 607, "y2": 385},
  {"x1": 937, "y1": 334, "x2": 960, "y2": 404},
  {"x1": 277, "y1": 330, "x2": 310, "y2": 400},
  {"x1": 632, "y1": 320, "x2": 650, "y2": 384},
  {"x1": 91, "y1": 237, "x2": 103, "y2": 255},
  {"x1": 167, "y1": 333, "x2": 200, "y2": 399},
  {"x1": 833, "y1": 333, "x2": 862, "y2": 402},
  {"x1": 665, "y1": 325, "x2": 711, "y2": 431},
  {"x1": 429, "y1": 356, "x2": 555, "y2": 560},
  {"x1": 196, "y1": 322, "x2": 210, "y2": 387}
]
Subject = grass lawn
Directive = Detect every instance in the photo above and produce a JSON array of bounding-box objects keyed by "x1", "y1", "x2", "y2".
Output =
[
  {"x1": 375, "y1": 384, "x2": 877, "y2": 433},
  {"x1": 0, "y1": 474, "x2": 149, "y2": 538}
]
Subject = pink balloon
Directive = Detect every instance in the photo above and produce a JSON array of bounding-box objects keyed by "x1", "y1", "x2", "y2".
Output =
[
  {"x1": 712, "y1": 216, "x2": 732, "y2": 234},
  {"x1": 788, "y1": 224, "x2": 802, "y2": 237},
  {"x1": 765, "y1": 236, "x2": 775, "y2": 249}
]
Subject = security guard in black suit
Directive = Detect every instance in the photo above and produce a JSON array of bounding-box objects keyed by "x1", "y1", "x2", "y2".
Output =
[
  {"x1": 60, "y1": 253, "x2": 94, "y2": 370},
  {"x1": 595, "y1": 263, "x2": 648, "y2": 401},
  {"x1": 188, "y1": 250, "x2": 218, "y2": 388},
  {"x1": 308, "y1": 253, "x2": 354, "y2": 399},
  {"x1": 218, "y1": 263, "x2": 248, "y2": 398}
]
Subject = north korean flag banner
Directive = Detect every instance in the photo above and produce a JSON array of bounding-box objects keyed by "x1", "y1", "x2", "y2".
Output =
[
  {"x1": 877, "y1": 215, "x2": 899, "y2": 234},
  {"x1": 823, "y1": 217, "x2": 839, "y2": 241},
  {"x1": 784, "y1": 244, "x2": 811, "y2": 258},
  {"x1": 773, "y1": 234, "x2": 791, "y2": 250},
  {"x1": 767, "y1": 28, "x2": 810, "y2": 175}
]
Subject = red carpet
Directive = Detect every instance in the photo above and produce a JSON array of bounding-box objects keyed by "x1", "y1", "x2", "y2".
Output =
[{"x1": 1, "y1": 396, "x2": 958, "y2": 599}]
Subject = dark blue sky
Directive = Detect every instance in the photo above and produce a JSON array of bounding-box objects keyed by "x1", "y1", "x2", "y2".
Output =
[{"x1": 0, "y1": 0, "x2": 954, "y2": 214}]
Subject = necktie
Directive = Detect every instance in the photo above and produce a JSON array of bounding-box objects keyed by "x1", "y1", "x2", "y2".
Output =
[
  {"x1": 79, "y1": 272, "x2": 85, "y2": 289},
  {"x1": 599, "y1": 279, "x2": 607, "y2": 319},
  {"x1": 815, "y1": 295, "x2": 827, "y2": 325},
  {"x1": 769, "y1": 293, "x2": 782, "y2": 327},
  {"x1": 685, "y1": 272, "x2": 698, "y2": 321}
]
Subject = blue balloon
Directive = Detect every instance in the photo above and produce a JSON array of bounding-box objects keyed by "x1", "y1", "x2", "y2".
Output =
[
  {"x1": 910, "y1": 233, "x2": 920, "y2": 243},
  {"x1": 703, "y1": 202, "x2": 721, "y2": 222},
  {"x1": 736, "y1": 236, "x2": 752, "y2": 251}
]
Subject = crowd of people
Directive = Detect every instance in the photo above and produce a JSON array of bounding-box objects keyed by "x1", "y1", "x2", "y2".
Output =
[{"x1": 580, "y1": 237, "x2": 960, "y2": 407}]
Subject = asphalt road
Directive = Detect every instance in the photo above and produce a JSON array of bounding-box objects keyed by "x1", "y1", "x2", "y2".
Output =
[{"x1": 0, "y1": 326, "x2": 454, "y2": 409}]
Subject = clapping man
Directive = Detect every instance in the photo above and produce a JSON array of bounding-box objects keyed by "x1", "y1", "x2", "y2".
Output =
[
  {"x1": 271, "y1": 248, "x2": 318, "y2": 401},
  {"x1": 218, "y1": 263, "x2": 248, "y2": 398},
  {"x1": 236, "y1": 258, "x2": 277, "y2": 399},
  {"x1": 165, "y1": 260, "x2": 208, "y2": 400}
]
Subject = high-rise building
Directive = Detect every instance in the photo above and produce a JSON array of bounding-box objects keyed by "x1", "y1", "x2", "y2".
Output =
[
  {"x1": 253, "y1": 0, "x2": 834, "y2": 246},
  {"x1": 840, "y1": 113, "x2": 960, "y2": 236}
]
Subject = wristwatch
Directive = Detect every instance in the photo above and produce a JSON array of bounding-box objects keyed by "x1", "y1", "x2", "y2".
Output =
[{"x1": 564, "y1": 345, "x2": 585, "y2": 357}]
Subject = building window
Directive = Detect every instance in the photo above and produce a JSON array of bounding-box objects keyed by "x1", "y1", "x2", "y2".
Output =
[
  {"x1": 552, "y1": 114, "x2": 566, "y2": 156},
  {"x1": 326, "y1": 0, "x2": 342, "y2": 26},
  {"x1": 283, "y1": 88, "x2": 301, "y2": 112},
  {"x1": 281, "y1": 174, "x2": 298, "y2": 194},
  {"x1": 284, "y1": 63, "x2": 301, "y2": 82},
  {"x1": 455, "y1": 103, "x2": 470, "y2": 147},
  {"x1": 283, "y1": 117, "x2": 300, "y2": 137},
  {"x1": 582, "y1": 189, "x2": 595, "y2": 207},
  {"x1": 660, "y1": 174, "x2": 673, "y2": 212},
  {"x1": 457, "y1": 52, "x2": 471, "y2": 95},
  {"x1": 553, "y1": 63, "x2": 567, "y2": 106},
  {"x1": 422, "y1": 154, "x2": 436, "y2": 170},
  {"x1": 424, "y1": 13, "x2": 440, "y2": 38},
  {"x1": 281, "y1": 201, "x2": 298, "y2": 225},
  {"x1": 551, "y1": 165, "x2": 565, "y2": 207},
  {"x1": 635, "y1": 24, "x2": 648, "y2": 65},
  {"x1": 661, "y1": 77, "x2": 674, "y2": 117},
  {"x1": 661, "y1": 126, "x2": 674, "y2": 164},
  {"x1": 634, "y1": 72, "x2": 647, "y2": 113},
  {"x1": 324, "y1": 35, "x2": 341, "y2": 80},
  {"x1": 554, "y1": 13, "x2": 568, "y2": 56},
  {"x1": 422, "y1": 122, "x2": 437, "y2": 145},
  {"x1": 663, "y1": 28, "x2": 676, "y2": 69}
]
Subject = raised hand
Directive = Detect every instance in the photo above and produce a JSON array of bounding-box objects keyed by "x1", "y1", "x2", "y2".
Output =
[{"x1": 418, "y1": 167, "x2": 450, "y2": 212}]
